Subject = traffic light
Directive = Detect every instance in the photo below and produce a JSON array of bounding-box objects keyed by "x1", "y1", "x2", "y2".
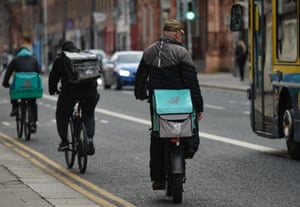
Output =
[{"x1": 185, "y1": 2, "x2": 195, "y2": 21}]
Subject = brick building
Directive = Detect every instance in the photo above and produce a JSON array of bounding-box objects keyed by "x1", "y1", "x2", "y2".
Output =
[
  {"x1": 136, "y1": 0, "x2": 235, "y2": 73},
  {"x1": 0, "y1": 0, "x2": 237, "y2": 73}
]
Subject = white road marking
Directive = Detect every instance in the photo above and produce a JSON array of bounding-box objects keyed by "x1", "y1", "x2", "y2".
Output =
[
  {"x1": 1, "y1": 121, "x2": 11, "y2": 126},
  {"x1": 0, "y1": 100, "x2": 9, "y2": 104},
  {"x1": 122, "y1": 91, "x2": 133, "y2": 95},
  {"x1": 199, "y1": 132, "x2": 279, "y2": 154},
  {"x1": 100, "y1": 120, "x2": 109, "y2": 124},
  {"x1": 205, "y1": 104, "x2": 225, "y2": 110},
  {"x1": 42, "y1": 94, "x2": 281, "y2": 154}
]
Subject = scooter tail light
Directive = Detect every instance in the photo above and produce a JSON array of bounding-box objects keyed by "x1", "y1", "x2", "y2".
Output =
[{"x1": 170, "y1": 138, "x2": 180, "y2": 143}]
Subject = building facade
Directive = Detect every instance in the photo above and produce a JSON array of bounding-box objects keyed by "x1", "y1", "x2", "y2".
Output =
[{"x1": 0, "y1": 0, "x2": 239, "y2": 73}]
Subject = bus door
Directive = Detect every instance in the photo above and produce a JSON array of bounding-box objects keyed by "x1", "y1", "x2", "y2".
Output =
[{"x1": 252, "y1": 0, "x2": 273, "y2": 135}]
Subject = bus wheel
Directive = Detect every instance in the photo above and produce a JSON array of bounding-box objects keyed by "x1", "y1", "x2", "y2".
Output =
[{"x1": 283, "y1": 109, "x2": 300, "y2": 160}]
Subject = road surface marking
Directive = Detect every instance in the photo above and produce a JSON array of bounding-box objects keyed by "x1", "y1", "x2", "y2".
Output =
[
  {"x1": 1, "y1": 121, "x2": 10, "y2": 126},
  {"x1": 0, "y1": 131, "x2": 136, "y2": 207},
  {"x1": 205, "y1": 104, "x2": 225, "y2": 110},
  {"x1": 42, "y1": 94, "x2": 283, "y2": 155}
]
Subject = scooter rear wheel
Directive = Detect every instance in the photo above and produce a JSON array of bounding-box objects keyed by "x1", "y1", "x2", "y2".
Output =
[{"x1": 172, "y1": 173, "x2": 183, "y2": 203}]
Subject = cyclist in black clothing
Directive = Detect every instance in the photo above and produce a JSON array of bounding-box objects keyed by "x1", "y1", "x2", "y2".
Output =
[
  {"x1": 48, "y1": 41, "x2": 99, "y2": 154},
  {"x1": 135, "y1": 19, "x2": 204, "y2": 190},
  {"x1": 2, "y1": 47, "x2": 40, "y2": 132}
]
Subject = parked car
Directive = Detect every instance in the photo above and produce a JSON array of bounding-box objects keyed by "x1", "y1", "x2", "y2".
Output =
[
  {"x1": 85, "y1": 49, "x2": 109, "y2": 87},
  {"x1": 102, "y1": 50, "x2": 143, "y2": 90},
  {"x1": 86, "y1": 49, "x2": 108, "y2": 70},
  {"x1": 87, "y1": 49, "x2": 108, "y2": 63}
]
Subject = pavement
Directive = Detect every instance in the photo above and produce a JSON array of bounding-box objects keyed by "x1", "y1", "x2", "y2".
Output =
[
  {"x1": 0, "y1": 72, "x2": 249, "y2": 207},
  {"x1": 197, "y1": 72, "x2": 249, "y2": 92},
  {"x1": 0, "y1": 138, "x2": 102, "y2": 207}
]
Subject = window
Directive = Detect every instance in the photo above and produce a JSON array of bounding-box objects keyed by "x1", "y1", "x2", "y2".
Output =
[{"x1": 277, "y1": 0, "x2": 297, "y2": 61}]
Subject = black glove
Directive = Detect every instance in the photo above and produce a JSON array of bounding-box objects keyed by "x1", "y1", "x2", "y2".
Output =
[
  {"x1": 49, "y1": 90, "x2": 57, "y2": 95},
  {"x1": 2, "y1": 82, "x2": 10, "y2": 88},
  {"x1": 134, "y1": 89, "x2": 148, "y2": 100},
  {"x1": 49, "y1": 88, "x2": 60, "y2": 95}
]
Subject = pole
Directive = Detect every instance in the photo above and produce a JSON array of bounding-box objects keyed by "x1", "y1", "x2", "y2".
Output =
[
  {"x1": 43, "y1": 0, "x2": 48, "y2": 72},
  {"x1": 187, "y1": 20, "x2": 192, "y2": 57},
  {"x1": 90, "y1": 0, "x2": 95, "y2": 49},
  {"x1": 62, "y1": 0, "x2": 67, "y2": 41}
]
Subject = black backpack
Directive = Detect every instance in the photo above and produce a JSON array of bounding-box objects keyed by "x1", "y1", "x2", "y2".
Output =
[{"x1": 63, "y1": 51, "x2": 101, "y2": 83}]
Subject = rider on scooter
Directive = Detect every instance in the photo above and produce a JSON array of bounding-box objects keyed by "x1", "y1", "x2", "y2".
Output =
[{"x1": 134, "y1": 19, "x2": 204, "y2": 190}]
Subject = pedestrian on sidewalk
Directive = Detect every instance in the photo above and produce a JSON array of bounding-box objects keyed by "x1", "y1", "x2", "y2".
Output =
[{"x1": 235, "y1": 39, "x2": 248, "y2": 81}]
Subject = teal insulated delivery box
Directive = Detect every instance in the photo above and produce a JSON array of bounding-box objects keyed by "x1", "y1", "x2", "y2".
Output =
[
  {"x1": 152, "y1": 89, "x2": 195, "y2": 138},
  {"x1": 10, "y1": 72, "x2": 43, "y2": 100}
]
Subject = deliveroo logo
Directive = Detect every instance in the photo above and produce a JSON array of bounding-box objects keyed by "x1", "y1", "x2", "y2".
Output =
[
  {"x1": 168, "y1": 96, "x2": 180, "y2": 104},
  {"x1": 22, "y1": 80, "x2": 32, "y2": 88}
]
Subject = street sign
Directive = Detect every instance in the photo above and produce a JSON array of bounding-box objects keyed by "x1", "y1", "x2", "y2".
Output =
[{"x1": 93, "y1": 12, "x2": 106, "y2": 23}]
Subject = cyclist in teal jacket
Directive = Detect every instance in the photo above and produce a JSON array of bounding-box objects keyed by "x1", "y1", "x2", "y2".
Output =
[{"x1": 2, "y1": 47, "x2": 41, "y2": 132}]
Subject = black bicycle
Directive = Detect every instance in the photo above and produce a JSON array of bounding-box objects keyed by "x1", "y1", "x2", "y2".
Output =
[
  {"x1": 64, "y1": 100, "x2": 88, "y2": 173},
  {"x1": 16, "y1": 99, "x2": 35, "y2": 140}
]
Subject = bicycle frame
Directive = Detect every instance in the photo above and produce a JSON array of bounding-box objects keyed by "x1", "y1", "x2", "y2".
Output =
[
  {"x1": 65, "y1": 100, "x2": 88, "y2": 173},
  {"x1": 15, "y1": 99, "x2": 34, "y2": 140}
]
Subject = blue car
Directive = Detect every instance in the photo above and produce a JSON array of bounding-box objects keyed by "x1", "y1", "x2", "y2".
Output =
[{"x1": 103, "y1": 51, "x2": 143, "y2": 90}]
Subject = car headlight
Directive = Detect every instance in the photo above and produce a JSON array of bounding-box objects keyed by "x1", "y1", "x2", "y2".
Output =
[{"x1": 118, "y1": 70, "x2": 130, "y2": 77}]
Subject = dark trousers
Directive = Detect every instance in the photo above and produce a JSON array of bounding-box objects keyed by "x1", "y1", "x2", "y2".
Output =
[
  {"x1": 149, "y1": 103, "x2": 200, "y2": 181},
  {"x1": 56, "y1": 91, "x2": 99, "y2": 142},
  {"x1": 11, "y1": 98, "x2": 38, "y2": 122},
  {"x1": 238, "y1": 58, "x2": 247, "y2": 81}
]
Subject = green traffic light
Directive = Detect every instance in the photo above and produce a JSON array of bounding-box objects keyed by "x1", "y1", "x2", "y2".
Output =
[{"x1": 186, "y1": 11, "x2": 195, "y2": 20}]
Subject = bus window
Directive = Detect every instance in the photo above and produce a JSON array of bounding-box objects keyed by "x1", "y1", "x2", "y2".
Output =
[{"x1": 277, "y1": 0, "x2": 297, "y2": 61}]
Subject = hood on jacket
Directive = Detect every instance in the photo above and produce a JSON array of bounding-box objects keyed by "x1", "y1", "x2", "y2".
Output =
[
  {"x1": 16, "y1": 47, "x2": 32, "y2": 56},
  {"x1": 62, "y1": 41, "x2": 80, "y2": 52}
]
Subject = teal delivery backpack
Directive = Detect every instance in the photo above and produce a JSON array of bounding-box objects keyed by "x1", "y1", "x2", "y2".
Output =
[
  {"x1": 152, "y1": 89, "x2": 196, "y2": 138},
  {"x1": 10, "y1": 72, "x2": 43, "y2": 100}
]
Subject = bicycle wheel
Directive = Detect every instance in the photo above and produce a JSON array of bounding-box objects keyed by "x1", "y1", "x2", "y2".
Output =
[
  {"x1": 65, "y1": 118, "x2": 76, "y2": 168},
  {"x1": 77, "y1": 122, "x2": 88, "y2": 173},
  {"x1": 24, "y1": 103, "x2": 31, "y2": 141},
  {"x1": 16, "y1": 105, "x2": 23, "y2": 138}
]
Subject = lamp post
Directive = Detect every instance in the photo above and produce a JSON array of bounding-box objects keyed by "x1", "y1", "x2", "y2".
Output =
[
  {"x1": 62, "y1": 0, "x2": 67, "y2": 42},
  {"x1": 43, "y1": 0, "x2": 48, "y2": 72},
  {"x1": 90, "y1": 0, "x2": 95, "y2": 49},
  {"x1": 185, "y1": 1, "x2": 195, "y2": 56}
]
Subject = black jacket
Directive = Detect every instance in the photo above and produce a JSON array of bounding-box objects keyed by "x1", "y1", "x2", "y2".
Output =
[
  {"x1": 48, "y1": 52, "x2": 97, "y2": 96},
  {"x1": 2, "y1": 55, "x2": 40, "y2": 87},
  {"x1": 134, "y1": 36, "x2": 203, "y2": 112}
]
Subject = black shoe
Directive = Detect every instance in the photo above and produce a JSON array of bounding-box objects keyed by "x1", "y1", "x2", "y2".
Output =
[
  {"x1": 152, "y1": 181, "x2": 165, "y2": 190},
  {"x1": 58, "y1": 142, "x2": 69, "y2": 152},
  {"x1": 185, "y1": 149, "x2": 196, "y2": 159},
  {"x1": 87, "y1": 138, "x2": 95, "y2": 155},
  {"x1": 30, "y1": 123, "x2": 37, "y2": 133},
  {"x1": 10, "y1": 108, "x2": 18, "y2": 117}
]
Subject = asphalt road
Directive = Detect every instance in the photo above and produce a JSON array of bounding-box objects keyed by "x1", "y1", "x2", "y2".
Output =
[{"x1": 0, "y1": 78, "x2": 299, "y2": 207}]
